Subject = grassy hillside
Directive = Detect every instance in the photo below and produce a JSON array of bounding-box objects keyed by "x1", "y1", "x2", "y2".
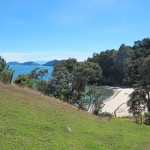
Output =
[{"x1": 0, "y1": 83, "x2": 150, "y2": 150}]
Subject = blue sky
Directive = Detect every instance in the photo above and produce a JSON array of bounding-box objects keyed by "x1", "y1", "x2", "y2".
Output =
[{"x1": 0, "y1": 0, "x2": 150, "y2": 62}]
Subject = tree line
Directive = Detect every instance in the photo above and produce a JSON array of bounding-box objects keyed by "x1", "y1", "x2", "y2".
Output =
[{"x1": 87, "y1": 38, "x2": 150, "y2": 86}]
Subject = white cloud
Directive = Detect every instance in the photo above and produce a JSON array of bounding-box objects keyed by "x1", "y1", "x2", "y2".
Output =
[
  {"x1": 0, "y1": 53, "x2": 33, "y2": 56},
  {"x1": 0, "y1": 51, "x2": 93, "y2": 63}
]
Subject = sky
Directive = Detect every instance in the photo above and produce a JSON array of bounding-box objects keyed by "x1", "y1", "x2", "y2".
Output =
[{"x1": 0, "y1": 0, "x2": 150, "y2": 62}]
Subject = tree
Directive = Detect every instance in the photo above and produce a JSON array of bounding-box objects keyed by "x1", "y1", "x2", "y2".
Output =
[
  {"x1": 0, "y1": 56, "x2": 9, "y2": 72},
  {"x1": 134, "y1": 38, "x2": 150, "y2": 49},
  {"x1": 28, "y1": 67, "x2": 40, "y2": 80},
  {"x1": 36, "y1": 80, "x2": 54, "y2": 95},
  {"x1": 50, "y1": 58, "x2": 102, "y2": 110},
  {"x1": 38, "y1": 69, "x2": 48, "y2": 80},
  {"x1": 88, "y1": 50, "x2": 118, "y2": 85},
  {"x1": 127, "y1": 56, "x2": 150, "y2": 115},
  {"x1": 72, "y1": 61, "x2": 102, "y2": 107},
  {"x1": 0, "y1": 70, "x2": 14, "y2": 84},
  {"x1": 22, "y1": 67, "x2": 49, "y2": 91},
  {"x1": 51, "y1": 58, "x2": 77, "y2": 102},
  {"x1": 28, "y1": 67, "x2": 48, "y2": 80},
  {"x1": 93, "y1": 100, "x2": 104, "y2": 115},
  {"x1": 114, "y1": 44, "x2": 134, "y2": 83},
  {"x1": 85, "y1": 86, "x2": 102, "y2": 109},
  {"x1": 0, "y1": 56, "x2": 14, "y2": 84},
  {"x1": 84, "y1": 86, "x2": 104, "y2": 115},
  {"x1": 36, "y1": 80, "x2": 48, "y2": 94},
  {"x1": 123, "y1": 59, "x2": 142, "y2": 86},
  {"x1": 127, "y1": 89, "x2": 146, "y2": 115},
  {"x1": 138, "y1": 56, "x2": 150, "y2": 112}
]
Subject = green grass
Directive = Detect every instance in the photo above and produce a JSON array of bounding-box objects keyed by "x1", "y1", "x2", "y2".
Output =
[{"x1": 0, "y1": 83, "x2": 150, "y2": 150}]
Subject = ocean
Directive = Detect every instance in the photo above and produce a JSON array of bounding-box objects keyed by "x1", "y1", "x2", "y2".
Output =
[
  {"x1": 9, "y1": 65, "x2": 53, "y2": 81},
  {"x1": 86, "y1": 86, "x2": 114, "y2": 101}
]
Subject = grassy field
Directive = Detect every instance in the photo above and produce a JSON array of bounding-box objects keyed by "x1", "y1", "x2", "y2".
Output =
[{"x1": 0, "y1": 83, "x2": 150, "y2": 150}]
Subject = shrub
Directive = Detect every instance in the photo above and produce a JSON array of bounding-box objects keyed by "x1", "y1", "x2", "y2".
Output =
[
  {"x1": 98, "y1": 112, "x2": 114, "y2": 118},
  {"x1": 144, "y1": 113, "x2": 150, "y2": 125},
  {"x1": 36, "y1": 80, "x2": 55, "y2": 96},
  {"x1": 134, "y1": 113, "x2": 143, "y2": 124},
  {"x1": 14, "y1": 75, "x2": 35, "y2": 89},
  {"x1": 36, "y1": 80, "x2": 48, "y2": 94},
  {"x1": 0, "y1": 70, "x2": 14, "y2": 84},
  {"x1": 0, "y1": 56, "x2": 14, "y2": 84}
]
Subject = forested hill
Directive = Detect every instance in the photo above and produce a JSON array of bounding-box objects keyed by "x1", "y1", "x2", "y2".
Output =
[
  {"x1": 7, "y1": 62, "x2": 21, "y2": 65},
  {"x1": 43, "y1": 59, "x2": 62, "y2": 67},
  {"x1": 88, "y1": 38, "x2": 150, "y2": 86},
  {"x1": 21, "y1": 61, "x2": 41, "y2": 66}
]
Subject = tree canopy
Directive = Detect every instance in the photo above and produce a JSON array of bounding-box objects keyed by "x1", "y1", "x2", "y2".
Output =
[
  {"x1": 51, "y1": 58, "x2": 102, "y2": 110},
  {"x1": 0, "y1": 56, "x2": 14, "y2": 84},
  {"x1": 127, "y1": 56, "x2": 150, "y2": 114},
  {"x1": 88, "y1": 38, "x2": 150, "y2": 86}
]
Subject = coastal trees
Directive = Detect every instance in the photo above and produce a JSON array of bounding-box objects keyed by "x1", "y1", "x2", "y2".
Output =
[
  {"x1": 127, "y1": 56, "x2": 150, "y2": 124},
  {"x1": 86, "y1": 37, "x2": 150, "y2": 119},
  {"x1": 85, "y1": 86, "x2": 102, "y2": 110},
  {"x1": 51, "y1": 58, "x2": 77, "y2": 102},
  {"x1": 28, "y1": 67, "x2": 48, "y2": 80},
  {"x1": 72, "y1": 61, "x2": 102, "y2": 108},
  {"x1": 88, "y1": 50, "x2": 117, "y2": 85},
  {"x1": 87, "y1": 38, "x2": 150, "y2": 86},
  {"x1": 114, "y1": 44, "x2": 134, "y2": 83},
  {"x1": 28, "y1": 67, "x2": 40, "y2": 80},
  {"x1": 133, "y1": 38, "x2": 150, "y2": 49},
  {"x1": 36, "y1": 80, "x2": 53, "y2": 95},
  {"x1": 0, "y1": 56, "x2": 8, "y2": 72},
  {"x1": 14, "y1": 67, "x2": 49, "y2": 90},
  {"x1": 51, "y1": 58, "x2": 102, "y2": 110},
  {"x1": 0, "y1": 56, "x2": 14, "y2": 84}
]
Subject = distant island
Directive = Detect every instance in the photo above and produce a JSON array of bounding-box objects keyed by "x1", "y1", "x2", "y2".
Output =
[
  {"x1": 22, "y1": 61, "x2": 41, "y2": 66},
  {"x1": 7, "y1": 62, "x2": 21, "y2": 65},
  {"x1": 8, "y1": 59, "x2": 63, "y2": 67},
  {"x1": 8, "y1": 61, "x2": 40, "y2": 66},
  {"x1": 43, "y1": 59, "x2": 62, "y2": 67}
]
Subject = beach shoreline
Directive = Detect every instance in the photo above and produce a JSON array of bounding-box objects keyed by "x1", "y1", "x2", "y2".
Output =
[
  {"x1": 102, "y1": 87, "x2": 134, "y2": 117},
  {"x1": 88, "y1": 86, "x2": 134, "y2": 117}
]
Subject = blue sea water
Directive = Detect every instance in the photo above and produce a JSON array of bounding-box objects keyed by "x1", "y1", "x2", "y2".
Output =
[{"x1": 9, "y1": 65, "x2": 53, "y2": 81}]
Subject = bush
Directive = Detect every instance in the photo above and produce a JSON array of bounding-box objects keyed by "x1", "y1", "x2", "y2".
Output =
[
  {"x1": 0, "y1": 70, "x2": 13, "y2": 84},
  {"x1": 0, "y1": 56, "x2": 14, "y2": 84},
  {"x1": 36, "y1": 80, "x2": 48, "y2": 94},
  {"x1": 144, "y1": 113, "x2": 150, "y2": 125},
  {"x1": 98, "y1": 112, "x2": 114, "y2": 118},
  {"x1": 36, "y1": 80, "x2": 55, "y2": 96},
  {"x1": 0, "y1": 56, "x2": 8, "y2": 72},
  {"x1": 14, "y1": 75, "x2": 35, "y2": 89},
  {"x1": 134, "y1": 113, "x2": 143, "y2": 124},
  {"x1": 93, "y1": 101, "x2": 104, "y2": 115}
]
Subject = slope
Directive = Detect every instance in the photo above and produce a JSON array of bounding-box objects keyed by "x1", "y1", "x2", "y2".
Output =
[{"x1": 0, "y1": 83, "x2": 150, "y2": 150}]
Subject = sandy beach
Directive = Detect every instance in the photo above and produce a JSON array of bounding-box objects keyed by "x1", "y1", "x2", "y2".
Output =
[{"x1": 102, "y1": 87, "x2": 134, "y2": 117}]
